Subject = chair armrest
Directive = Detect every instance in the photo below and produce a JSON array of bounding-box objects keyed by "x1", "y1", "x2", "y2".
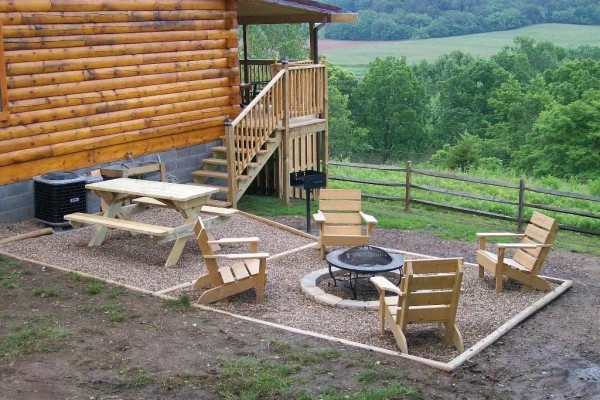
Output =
[
  {"x1": 207, "y1": 237, "x2": 259, "y2": 245},
  {"x1": 313, "y1": 211, "x2": 326, "y2": 223},
  {"x1": 205, "y1": 253, "x2": 270, "y2": 260},
  {"x1": 359, "y1": 211, "x2": 378, "y2": 225},
  {"x1": 370, "y1": 276, "x2": 402, "y2": 295},
  {"x1": 497, "y1": 243, "x2": 552, "y2": 249},
  {"x1": 476, "y1": 232, "x2": 525, "y2": 238}
]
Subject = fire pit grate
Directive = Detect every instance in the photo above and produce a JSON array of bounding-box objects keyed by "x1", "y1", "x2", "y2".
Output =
[{"x1": 326, "y1": 245, "x2": 404, "y2": 299}]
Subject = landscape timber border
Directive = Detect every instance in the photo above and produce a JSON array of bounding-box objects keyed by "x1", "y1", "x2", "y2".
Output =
[{"x1": 0, "y1": 212, "x2": 572, "y2": 372}]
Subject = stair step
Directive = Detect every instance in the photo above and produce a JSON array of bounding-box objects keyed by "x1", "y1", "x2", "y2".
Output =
[
  {"x1": 187, "y1": 183, "x2": 228, "y2": 193},
  {"x1": 203, "y1": 158, "x2": 228, "y2": 165},
  {"x1": 191, "y1": 170, "x2": 251, "y2": 181},
  {"x1": 191, "y1": 170, "x2": 228, "y2": 179},
  {"x1": 211, "y1": 146, "x2": 226, "y2": 153},
  {"x1": 206, "y1": 199, "x2": 232, "y2": 208}
]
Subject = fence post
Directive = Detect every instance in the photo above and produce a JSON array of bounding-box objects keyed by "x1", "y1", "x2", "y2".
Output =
[
  {"x1": 405, "y1": 161, "x2": 412, "y2": 212},
  {"x1": 517, "y1": 178, "x2": 525, "y2": 232}
]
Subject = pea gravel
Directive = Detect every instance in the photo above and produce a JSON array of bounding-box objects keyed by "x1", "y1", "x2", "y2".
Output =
[{"x1": 0, "y1": 209, "x2": 556, "y2": 362}]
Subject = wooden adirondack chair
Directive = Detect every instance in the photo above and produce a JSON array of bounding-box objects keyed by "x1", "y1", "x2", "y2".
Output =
[
  {"x1": 476, "y1": 211, "x2": 558, "y2": 293},
  {"x1": 370, "y1": 258, "x2": 465, "y2": 355},
  {"x1": 313, "y1": 189, "x2": 377, "y2": 259},
  {"x1": 193, "y1": 217, "x2": 268, "y2": 304}
]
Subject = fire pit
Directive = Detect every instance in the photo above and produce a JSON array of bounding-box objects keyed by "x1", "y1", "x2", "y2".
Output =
[{"x1": 326, "y1": 245, "x2": 404, "y2": 299}]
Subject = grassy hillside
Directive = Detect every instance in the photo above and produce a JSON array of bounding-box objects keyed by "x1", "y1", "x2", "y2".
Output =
[{"x1": 321, "y1": 24, "x2": 600, "y2": 77}]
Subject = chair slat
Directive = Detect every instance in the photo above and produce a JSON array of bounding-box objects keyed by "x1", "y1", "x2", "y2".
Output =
[
  {"x1": 524, "y1": 223, "x2": 552, "y2": 243},
  {"x1": 521, "y1": 237, "x2": 542, "y2": 257},
  {"x1": 408, "y1": 274, "x2": 456, "y2": 291},
  {"x1": 323, "y1": 225, "x2": 362, "y2": 236},
  {"x1": 245, "y1": 258, "x2": 260, "y2": 275},
  {"x1": 319, "y1": 189, "x2": 361, "y2": 200},
  {"x1": 405, "y1": 305, "x2": 452, "y2": 323},
  {"x1": 530, "y1": 211, "x2": 557, "y2": 231},
  {"x1": 321, "y1": 212, "x2": 362, "y2": 225},
  {"x1": 231, "y1": 262, "x2": 250, "y2": 280},
  {"x1": 406, "y1": 290, "x2": 454, "y2": 306},
  {"x1": 219, "y1": 267, "x2": 235, "y2": 284},
  {"x1": 410, "y1": 259, "x2": 463, "y2": 274},
  {"x1": 513, "y1": 249, "x2": 537, "y2": 271},
  {"x1": 319, "y1": 199, "x2": 362, "y2": 212}
]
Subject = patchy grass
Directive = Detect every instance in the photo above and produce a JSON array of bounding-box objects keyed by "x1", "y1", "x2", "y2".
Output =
[
  {"x1": 33, "y1": 286, "x2": 61, "y2": 298},
  {"x1": 117, "y1": 369, "x2": 152, "y2": 388},
  {"x1": 86, "y1": 282, "x2": 104, "y2": 295},
  {"x1": 0, "y1": 319, "x2": 70, "y2": 358},
  {"x1": 163, "y1": 295, "x2": 192, "y2": 313}
]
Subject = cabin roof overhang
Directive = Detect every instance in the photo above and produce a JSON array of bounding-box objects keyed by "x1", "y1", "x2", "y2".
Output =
[{"x1": 238, "y1": 0, "x2": 357, "y2": 25}]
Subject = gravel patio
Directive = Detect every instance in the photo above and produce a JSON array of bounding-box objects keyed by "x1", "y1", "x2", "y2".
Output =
[{"x1": 0, "y1": 208, "x2": 563, "y2": 363}]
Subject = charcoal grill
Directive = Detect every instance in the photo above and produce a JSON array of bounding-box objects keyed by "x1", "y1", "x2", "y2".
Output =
[
  {"x1": 326, "y1": 245, "x2": 404, "y2": 299},
  {"x1": 290, "y1": 170, "x2": 326, "y2": 232}
]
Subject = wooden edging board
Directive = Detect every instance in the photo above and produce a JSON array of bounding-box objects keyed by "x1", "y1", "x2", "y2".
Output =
[{"x1": 0, "y1": 229, "x2": 572, "y2": 373}]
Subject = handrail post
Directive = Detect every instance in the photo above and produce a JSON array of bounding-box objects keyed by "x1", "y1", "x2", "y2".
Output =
[
  {"x1": 282, "y1": 58, "x2": 291, "y2": 205},
  {"x1": 405, "y1": 161, "x2": 412, "y2": 212},
  {"x1": 224, "y1": 117, "x2": 237, "y2": 208},
  {"x1": 321, "y1": 55, "x2": 329, "y2": 185},
  {"x1": 517, "y1": 178, "x2": 525, "y2": 232}
]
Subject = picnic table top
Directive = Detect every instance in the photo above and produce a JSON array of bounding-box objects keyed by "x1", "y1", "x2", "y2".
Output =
[{"x1": 86, "y1": 178, "x2": 218, "y2": 202}]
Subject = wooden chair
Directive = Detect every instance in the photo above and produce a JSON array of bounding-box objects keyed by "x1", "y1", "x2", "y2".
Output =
[
  {"x1": 370, "y1": 258, "x2": 465, "y2": 355},
  {"x1": 313, "y1": 189, "x2": 377, "y2": 259},
  {"x1": 476, "y1": 211, "x2": 558, "y2": 293},
  {"x1": 193, "y1": 217, "x2": 268, "y2": 304}
]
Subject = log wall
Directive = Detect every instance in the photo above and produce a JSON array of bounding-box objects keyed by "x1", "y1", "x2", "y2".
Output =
[{"x1": 0, "y1": 0, "x2": 241, "y2": 184}]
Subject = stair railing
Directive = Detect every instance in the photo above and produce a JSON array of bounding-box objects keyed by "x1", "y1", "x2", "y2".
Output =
[
  {"x1": 226, "y1": 69, "x2": 286, "y2": 194},
  {"x1": 225, "y1": 62, "x2": 327, "y2": 205}
]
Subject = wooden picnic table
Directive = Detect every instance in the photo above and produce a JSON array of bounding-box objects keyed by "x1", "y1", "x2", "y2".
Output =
[{"x1": 64, "y1": 178, "x2": 228, "y2": 267}]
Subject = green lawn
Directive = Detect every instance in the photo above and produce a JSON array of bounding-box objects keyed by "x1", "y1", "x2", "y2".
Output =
[{"x1": 321, "y1": 24, "x2": 600, "y2": 77}]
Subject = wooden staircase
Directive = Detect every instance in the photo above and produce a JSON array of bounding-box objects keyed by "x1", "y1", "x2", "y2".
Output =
[
  {"x1": 189, "y1": 60, "x2": 329, "y2": 208},
  {"x1": 191, "y1": 132, "x2": 282, "y2": 207}
]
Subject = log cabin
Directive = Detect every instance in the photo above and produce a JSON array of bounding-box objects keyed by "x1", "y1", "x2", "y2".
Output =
[{"x1": 0, "y1": 0, "x2": 356, "y2": 223}]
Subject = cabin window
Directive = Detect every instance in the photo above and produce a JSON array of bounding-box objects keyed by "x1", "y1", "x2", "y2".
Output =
[{"x1": 0, "y1": 22, "x2": 9, "y2": 121}]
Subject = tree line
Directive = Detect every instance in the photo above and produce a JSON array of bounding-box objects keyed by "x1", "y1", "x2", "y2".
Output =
[
  {"x1": 325, "y1": 0, "x2": 600, "y2": 40},
  {"x1": 328, "y1": 37, "x2": 600, "y2": 183}
]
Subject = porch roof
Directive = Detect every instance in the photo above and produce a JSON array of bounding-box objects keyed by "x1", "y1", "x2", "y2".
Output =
[{"x1": 238, "y1": 0, "x2": 357, "y2": 25}]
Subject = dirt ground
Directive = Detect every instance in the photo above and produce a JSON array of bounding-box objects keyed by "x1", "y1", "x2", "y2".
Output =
[{"x1": 1, "y1": 216, "x2": 599, "y2": 399}]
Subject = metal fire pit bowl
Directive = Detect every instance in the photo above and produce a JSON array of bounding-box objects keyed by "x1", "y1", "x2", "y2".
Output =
[{"x1": 326, "y1": 245, "x2": 404, "y2": 299}]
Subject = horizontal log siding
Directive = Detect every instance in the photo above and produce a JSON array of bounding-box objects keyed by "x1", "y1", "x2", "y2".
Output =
[{"x1": 0, "y1": 0, "x2": 239, "y2": 184}]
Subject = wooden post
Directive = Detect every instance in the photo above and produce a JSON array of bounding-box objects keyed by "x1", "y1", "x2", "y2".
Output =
[
  {"x1": 224, "y1": 118, "x2": 237, "y2": 208},
  {"x1": 242, "y1": 24, "x2": 249, "y2": 83},
  {"x1": 517, "y1": 178, "x2": 525, "y2": 232},
  {"x1": 405, "y1": 161, "x2": 412, "y2": 211},
  {"x1": 321, "y1": 55, "x2": 329, "y2": 186},
  {"x1": 282, "y1": 58, "x2": 291, "y2": 205},
  {"x1": 309, "y1": 22, "x2": 316, "y2": 63}
]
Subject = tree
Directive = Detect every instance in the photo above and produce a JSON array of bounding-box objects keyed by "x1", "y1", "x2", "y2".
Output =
[
  {"x1": 350, "y1": 57, "x2": 428, "y2": 163},
  {"x1": 486, "y1": 75, "x2": 552, "y2": 163},
  {"x1": 328, "y1": 86, "x2": 370, "y2": 159},
  {"x1": 516, "y1": 90, "x2": 600, "y2": 179},
  {"x1": 435, "y1": 58, "x2": 509, "y2": 145},
  {"x1": 244, "y1": 24, "x2": 309, "y2": 60}
]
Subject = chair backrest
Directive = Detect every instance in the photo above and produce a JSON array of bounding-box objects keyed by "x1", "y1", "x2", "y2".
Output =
[
  {"x1": 515, "y1": 212, "x2": 558, "y2": 275},
  {"x1": 318, "y1": 189, "x2": 363, "y2": 235},
  {"x1": 193, "y1": 218, "x2": 221, "y2": 281},
  {"x1": 396, "y1": 258, "x2": 463, "y2": 328}
]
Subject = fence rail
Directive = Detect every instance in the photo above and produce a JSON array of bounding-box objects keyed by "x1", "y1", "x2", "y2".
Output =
[{"x1": 327, "y1": 160, "x2": 600, "y2": 235}]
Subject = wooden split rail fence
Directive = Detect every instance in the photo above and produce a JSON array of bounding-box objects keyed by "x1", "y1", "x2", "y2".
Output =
[{"x1": 328, "y1": 161, "x2": 600, "y2": 236}]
